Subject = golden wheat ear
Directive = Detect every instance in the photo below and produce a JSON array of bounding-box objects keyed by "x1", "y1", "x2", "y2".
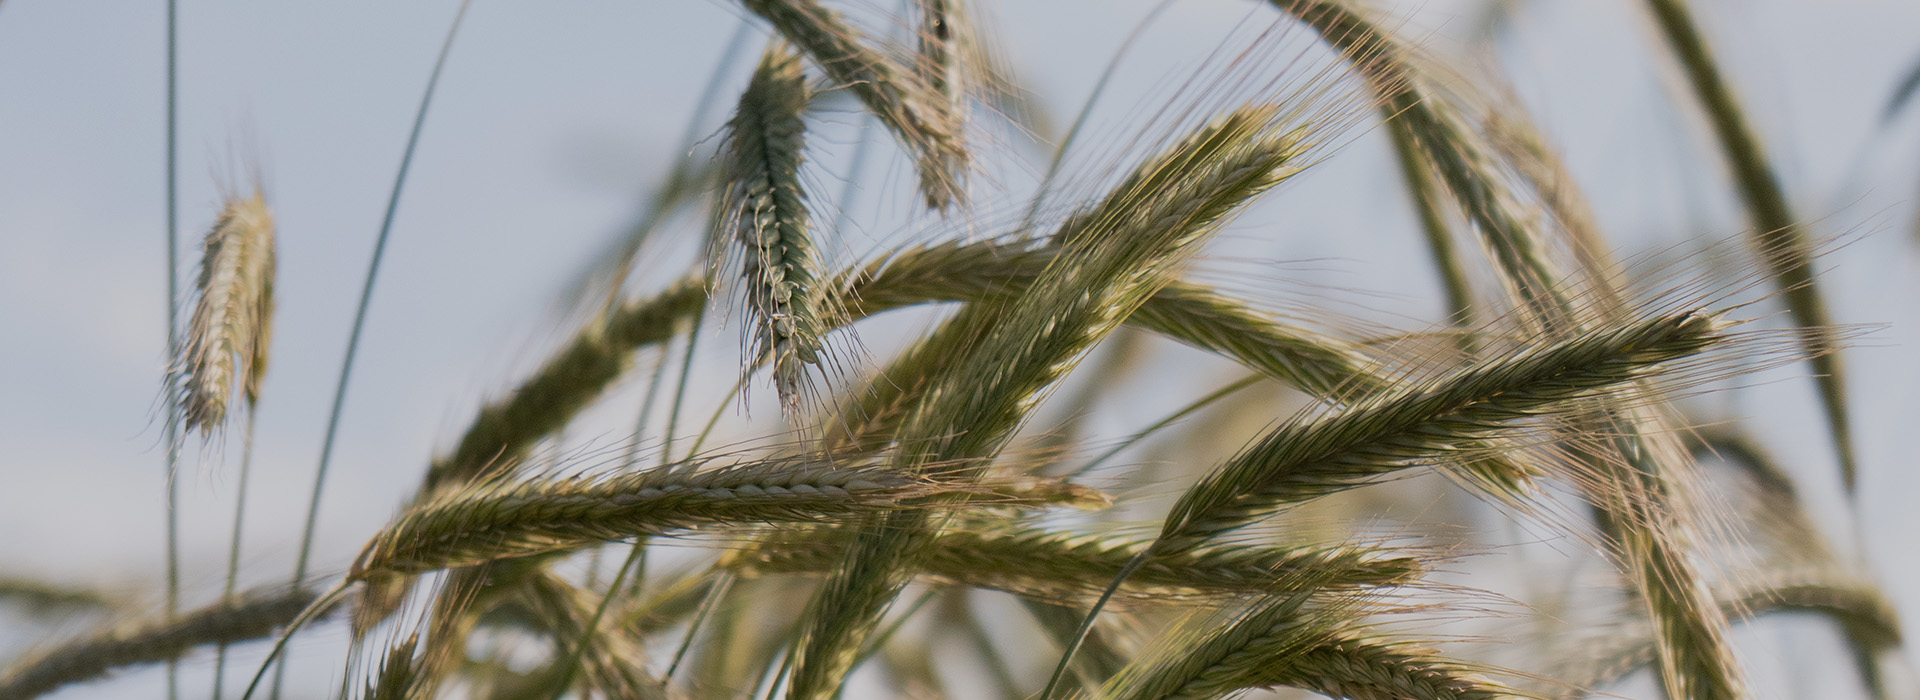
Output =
[{"x1": 174, "y1": 191, "x2": 276, "y2": 436}]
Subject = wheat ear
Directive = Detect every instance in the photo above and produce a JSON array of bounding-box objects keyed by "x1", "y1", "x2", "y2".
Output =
[
  {"x1": 739, "y1": 0, "x2": 966, "y2": 209},
  {"x1": 0, "y1": 586, "x2": 315, "y2": 700},
  {"x1": 736, "y1": 522, "x2": 1421, "y2": 599},
  {"x1": 352, "y1": 455, "x2": 1049, "y2": 578},
  {"x1": 1153, "y1": 309, "x2": 1722, "y2": 556},
  {"x1": 175, "y1": 192, "x2": 276, "y2": 434},
  {"x1": 716, "y1": 42, "x2": 826, "y2": 409},
  {"x1": 1642, "y1": 0, "x2": 1855, "y2": 493}
]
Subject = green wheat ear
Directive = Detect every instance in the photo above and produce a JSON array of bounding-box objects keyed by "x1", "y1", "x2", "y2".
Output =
[{"x1": 714, "y1": 41, "x2": 829, "y2": 412}]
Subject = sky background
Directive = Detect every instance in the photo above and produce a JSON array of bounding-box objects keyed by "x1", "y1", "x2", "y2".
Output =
[{"x1": 3, "y1": 0, "x2": 1920, "y2": 698}]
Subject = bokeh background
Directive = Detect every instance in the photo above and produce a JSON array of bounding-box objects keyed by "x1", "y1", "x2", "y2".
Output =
[{"x1": 4, "y1": 0, "x2": 1920, "y2": 698}]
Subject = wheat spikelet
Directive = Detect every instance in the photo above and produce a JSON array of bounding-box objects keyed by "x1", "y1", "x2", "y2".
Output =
[
  {"x1": 715, "y1": 42, "x2": 827, "y2": 410},
  {"x1": 175, "y1": 192, "x2": 276, "y2": 434},
  {"x1": 739, "y1": 0, "x2": 966, "y2": 209},
  {"x1": 0, "y1": 586, "x2": 315, "y2": 700}
]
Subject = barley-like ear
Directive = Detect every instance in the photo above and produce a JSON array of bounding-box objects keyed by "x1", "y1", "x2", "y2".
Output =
[
  {"x1": 175, "y1": 192, "x2": 276, "y2": 434},
  {"x1": 1153, "y1": 309, "x2": 1723, "y2": 557},
  {"x1": 0, "y1": 586, "x2": 315, "y2": 700},
  {"x1": 1241, "y1": 631, "x2": 1512, "y2": 700},
  {"x1": 715, "y1": 41, "x2": 827, "y2": 410},
  {"x1": 361, "y1": 633, "x2": 422, "y2": 700},
  {"x1": 739, "y1": 0, "x2": 966, "y2": 209}
]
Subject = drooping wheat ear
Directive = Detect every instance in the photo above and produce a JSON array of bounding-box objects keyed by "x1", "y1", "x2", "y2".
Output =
[
  {"x1": 175, "y1": 192, "x2": 276, "y2": 433},
  {"x1": 783, "y1": 106, "x2": 1315, "y2": 700},
  {"x1": 0, "y1": 585, "x2": 315, "y2": 700},
  {"x1": 1152, "y1": 309, "x2": 1724, "y2": 558},
  {"x1": 352, "y1": 455, "x2": 1016, "y2": 577},
  {"x1": 361, "y1": 634, "x2": 422, "y2": 700},
  {"x1": 738, "y1": 0, "x2": 966, "y2": 209},
  {"x1": 716, "y1": 42, "x2": 827, "y2": 410},
  {"x1": 1642, "y1": 0, "x2": 1855, "y2": 493},
  {"x1": 0, "y1": 578, "x2": 114, "y2": 617},
  {"x1": 735, "y1": 522, "x2": 1421, "y2": 600},
  {"x1": 1244, "y1": 631, "x2": 1513, "y2": 700}
]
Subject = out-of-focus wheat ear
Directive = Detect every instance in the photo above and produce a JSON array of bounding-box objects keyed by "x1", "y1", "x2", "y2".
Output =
[
  {"x1": 1385, "y1": 118, "x2": 1477, "y2": 335},
  {"x1": 716, "y1": 41, "x2": 827, "y2": 411},
  {"x1": 0, "y1": 578, "x2": 114, "y2": 619},
  {"x1": 361, "y1": 634, "x2": 421, "y2": 700},
  {"x1": 0, "y1": 585, "x2": 316, "y2": 700},
  {"x1": 1153, "y1": 309, "x2": 1724, "y2": 557},
  {"x1": 175, "y1": 192, "x2": 276, "y2": 434},
  {"x1": 788, "y1": 107, "x2": 1314, "y2": 700},
  {"x1": 1641, "y1": 0, "x2": 1856, "y2": 494},
  {"x1": 1267, "y1": 0, "x2": 1567, "y2": 326},
  {"x1": 1559, "y1": 569, "x2": 1903, "y2": 699},
  {"x1": 738, "y1": 0, "x2": 966, "y2": 209}
]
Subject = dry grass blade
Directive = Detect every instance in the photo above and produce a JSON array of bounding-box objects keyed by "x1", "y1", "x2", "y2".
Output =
[
  {"x1": 0, "y1": 586, "x2": 315, "y2": 700},
  {"x1": 784, "y1": 106, "x2": 1313, "y2": 700},
  {"x1": 175, "y1": 191, "x2": 276, "y2": 433},
  {"x1": 1153, "y1": 309, "x2": 1722, "y2": 557},
  {"x1": 1642, "y1": 0, "x2": 1856, "y2": 493},
  {"x1": 715, "y1": 42, "x2": 828, "y2": 409},
  {"x1": 738, "y1": 0, "x2": 966, "y2": 209}
]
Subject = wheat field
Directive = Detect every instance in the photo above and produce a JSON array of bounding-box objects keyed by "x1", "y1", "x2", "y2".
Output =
[{"x1": 2, "y1": 2, "x2": 1920, "y2": 700}]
